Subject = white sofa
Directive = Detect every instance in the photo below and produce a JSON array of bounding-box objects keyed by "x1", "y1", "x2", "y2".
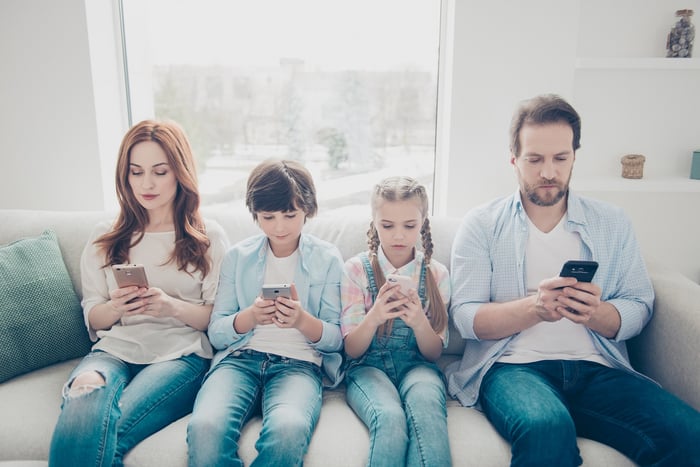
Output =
[{"x1": 1, "y1": 208, "x2": 699, "y2": 467}]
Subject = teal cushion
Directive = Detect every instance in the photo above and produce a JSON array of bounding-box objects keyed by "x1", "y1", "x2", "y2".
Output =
[{"x1": 0, "y1": 230, "x2": 91, "y2": 382}]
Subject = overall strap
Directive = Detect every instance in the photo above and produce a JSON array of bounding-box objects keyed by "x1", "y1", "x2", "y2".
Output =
[
  {"x1": 418, "y1": 258, "x2": 428, "y2": 308},
  {"x1": 360, "y1": 252, "x2": 378, "y2": 301}
]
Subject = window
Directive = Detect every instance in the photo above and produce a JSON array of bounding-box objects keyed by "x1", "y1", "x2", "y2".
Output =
[{"x1": 122, "y1": 0, "x2": 442, "y2": 215}]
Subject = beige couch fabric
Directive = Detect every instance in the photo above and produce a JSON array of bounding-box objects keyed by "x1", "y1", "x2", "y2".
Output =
[{"x1": 2, "y1": 208, "x2": 698, "y2": 466}]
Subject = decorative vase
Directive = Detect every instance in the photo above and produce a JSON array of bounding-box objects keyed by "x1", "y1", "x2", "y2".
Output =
[
  {"x1": 621, "y1": 154, "x2": 646, "y2": 179},
  {"x1": 666, "y1": 9, "x2": 695, "y2": 58}
]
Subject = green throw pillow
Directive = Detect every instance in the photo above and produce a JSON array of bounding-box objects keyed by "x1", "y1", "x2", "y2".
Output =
[{"x1": 0, "y1": 229, "x2": 91, "y2": 383}]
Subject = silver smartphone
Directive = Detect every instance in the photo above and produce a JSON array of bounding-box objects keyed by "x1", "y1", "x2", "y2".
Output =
[
  {"x1": 261, "y1": 283, "x2": 292, "y2": 300},
  {"x1": 385, "y1": 273, "x2": 416, "y2": 296},
  {"x1": 112, "y1": 264, "x2": 149, "y2": 289}
]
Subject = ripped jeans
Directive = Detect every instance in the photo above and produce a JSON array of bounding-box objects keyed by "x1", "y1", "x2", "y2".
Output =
[{"x1": 49, "y1": 350, "x2": 208, "y2": 467}]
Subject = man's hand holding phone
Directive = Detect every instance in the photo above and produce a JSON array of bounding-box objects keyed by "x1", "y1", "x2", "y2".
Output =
[{"x1": 554, "y1": 260, "x2": 601, "y2": 322}]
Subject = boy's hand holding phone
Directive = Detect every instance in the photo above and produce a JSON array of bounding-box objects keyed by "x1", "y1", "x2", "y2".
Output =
[{"x1": 244, "y1": 283, "x2": 302, "y2": 329}]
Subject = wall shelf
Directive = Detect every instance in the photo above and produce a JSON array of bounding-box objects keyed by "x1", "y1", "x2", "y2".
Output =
[
  {"x1": 571, "y1": 176, "x2": 700, "y2": 193},
  {"x1": 576, "y1": 57, "x2": 700, "y2": 70}
]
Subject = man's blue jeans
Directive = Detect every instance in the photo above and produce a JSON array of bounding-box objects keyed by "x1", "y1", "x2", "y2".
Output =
[
  {"x1": 187, "y1": 349, "x2": 323, "y2": 467},
  {"x1": 480, "y1": 360, "x2": 700, "y2": 467},
  {"x1": 49, "y1": 350, "x2": 209, "y2": 467},
  {"x1": 345, "y1": 319, "x2": 451, "y2": 467}
]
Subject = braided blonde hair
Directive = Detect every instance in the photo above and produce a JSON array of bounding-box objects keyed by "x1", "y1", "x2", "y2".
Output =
[{"x1": 367, "y1": 176, "x2": 447, "y2": 335}]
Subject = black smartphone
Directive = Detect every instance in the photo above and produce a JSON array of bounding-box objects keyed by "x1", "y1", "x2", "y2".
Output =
[{"x1": 559, "y1": 260, "x2": 598, "y2": 282}]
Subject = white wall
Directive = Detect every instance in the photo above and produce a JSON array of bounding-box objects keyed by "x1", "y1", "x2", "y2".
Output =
[
  {"x1": 444, "y1": 0, "x2": 700, "y2": 282},
  {"x1": 0, "y1": 0, "x2": 125, "y2": 211},
  {"x1": 1, "y1": 0, "x2": 698, "y2": 282}
]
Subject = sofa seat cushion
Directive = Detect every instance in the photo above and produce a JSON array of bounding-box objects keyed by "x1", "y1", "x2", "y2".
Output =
[
  {"x1": 0, "y1": 351, "x2": 637, "y2": 466},
  {"x1": 0, "y1": 230, "x2": 91, "y2": 382},
  {"x1": 0, "y1": 359, "x2": 78, "y2": 461}
]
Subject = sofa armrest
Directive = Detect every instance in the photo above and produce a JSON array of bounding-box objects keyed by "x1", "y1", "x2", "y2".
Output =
[{"x1": 627, "y1": 264, "x2": 700, "y2": 411}]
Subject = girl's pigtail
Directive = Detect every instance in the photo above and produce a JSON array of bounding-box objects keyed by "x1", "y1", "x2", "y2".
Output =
[{"x1": 421, "y1": 218, "x2": 448, "y2": 333}]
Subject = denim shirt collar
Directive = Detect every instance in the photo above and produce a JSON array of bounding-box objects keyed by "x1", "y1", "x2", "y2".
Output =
[
  {"x1": 510, "y1": 188, "x2": 587, "y2": 226},
  {"x1": 511, "y1": 188, "x2": 594, "y2": 260}
]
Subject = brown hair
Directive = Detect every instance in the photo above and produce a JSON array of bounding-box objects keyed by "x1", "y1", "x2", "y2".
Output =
[
  {"x1": 510, "y1": 94, "x2": 582, "y2": 158},
  {"x1": 95, "y1": 119, "x2": 211, "y2": 277},
  {"x1": 245, "y1": 159, "x2": 318, "y2": 220},
  {"x1": 367, "y1": 176, "x2": 447, "y2": 335}
]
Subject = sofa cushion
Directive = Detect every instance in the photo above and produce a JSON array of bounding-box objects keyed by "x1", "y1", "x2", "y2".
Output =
[{"x1": 0, "y1": 230, "x2": 91, "y2": 382}]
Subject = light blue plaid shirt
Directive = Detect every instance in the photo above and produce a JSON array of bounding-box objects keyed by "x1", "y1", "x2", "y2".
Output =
[
  {"x1": 208, "y1": 233, "x2": 345, "y2": 387},
  {"x1": 446, "y1": 190, "x2": 655, "y2": 407}
]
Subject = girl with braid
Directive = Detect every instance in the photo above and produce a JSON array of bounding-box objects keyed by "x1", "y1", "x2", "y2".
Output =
[{"x1": 340, "y1": 176, "x2": 452, "y2": 467}]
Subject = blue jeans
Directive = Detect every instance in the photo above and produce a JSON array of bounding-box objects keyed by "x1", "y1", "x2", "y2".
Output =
[
  {"x1": 345, "y1": 319, "x2": 451, "y2": 467},
  {"x1": 187, "y1": 349, "x2": 323, "y2": 467},
  {"x1": 49, "y1": 350, "x2": 209, "y2": 467},
  {"x1": 480, "y1": 361, "x2": 700, "y2": 467}
]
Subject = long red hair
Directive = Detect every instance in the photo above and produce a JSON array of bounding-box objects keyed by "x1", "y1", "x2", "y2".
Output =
[{"x1": 95, "y1": 120, "x2": 211, "y2": 276}]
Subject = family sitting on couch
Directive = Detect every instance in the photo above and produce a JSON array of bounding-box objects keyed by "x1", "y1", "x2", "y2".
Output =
[{"x1": 46, "y1": 94, "x2": 700, "y2": 467}]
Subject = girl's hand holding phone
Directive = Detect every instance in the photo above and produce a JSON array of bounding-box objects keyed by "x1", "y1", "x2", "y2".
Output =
[
  {"x1": 366, "y1": 282, "x2": 408, "y2": 328},
  {"x1": 397, "y1": 288, "x2": 428, "y2": 329}
]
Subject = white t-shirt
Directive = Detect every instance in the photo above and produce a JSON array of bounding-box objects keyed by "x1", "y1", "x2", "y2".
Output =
[
  {"x1": 80, "y1": 219, "x2": 229, "y2": 364},
  {"x1": 498, "y1": 215, "x2": 608, "y2": 366},
  {"x1": 243, "y1": 248, "x2": 322, "y2": 366}
]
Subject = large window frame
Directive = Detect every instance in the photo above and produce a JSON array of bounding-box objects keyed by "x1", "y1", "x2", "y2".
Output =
[{"x1": 116, "y1": 0, "x2": 454, "y2": 215}]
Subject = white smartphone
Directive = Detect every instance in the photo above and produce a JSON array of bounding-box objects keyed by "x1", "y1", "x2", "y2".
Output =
[
  {"x1": 112, "y1": 264, "x2": 149, "y2": 289},
  {"x1": 262, "y1": 283, "x2": 292, "y2": 300},
  {"x1": 385, "y1": 274, "x2": 416, "y2": 296}
]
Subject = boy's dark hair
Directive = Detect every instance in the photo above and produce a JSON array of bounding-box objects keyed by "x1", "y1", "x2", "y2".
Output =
[
  {"x1": 245, "y1": 159, "x2": 318, "y2": 220},
  {"x1": 510, "y1": 94, "x2": 582, "y2": 158}
]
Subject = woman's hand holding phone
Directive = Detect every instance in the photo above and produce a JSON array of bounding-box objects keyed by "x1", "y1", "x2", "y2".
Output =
[
  {"x1": 111, "y1": 264, "x2": 150, "y2": 309},
  {"x1": 110, "y1": 264, "x2": 177, "y2": 320}
]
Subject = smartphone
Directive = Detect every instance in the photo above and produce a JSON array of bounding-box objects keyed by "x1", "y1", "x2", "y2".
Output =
[
  {"x1": 385, "y1": 274, "x2": 416, "y2": 296},
  {"x1": 112, "y1": 264, "x2": 149, "y2": 289},
  {"x1": 262, "y1": 283, "x2": 292, "y2": 300},
  {"x1": 559, "y1": 260, "x2": 598, "y2": 283}
]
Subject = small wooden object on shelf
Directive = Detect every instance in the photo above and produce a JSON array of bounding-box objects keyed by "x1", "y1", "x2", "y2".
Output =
[{"x1": 621, "y1": 154, "x2": 646, "y2": 179}]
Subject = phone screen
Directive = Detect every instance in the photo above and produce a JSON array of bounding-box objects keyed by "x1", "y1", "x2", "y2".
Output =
[{"x1": 559, "y1": 260, "x2": 598, "y2": 283}]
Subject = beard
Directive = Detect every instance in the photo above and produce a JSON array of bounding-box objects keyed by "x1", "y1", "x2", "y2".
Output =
[{"x1": 522, "y1": 178, "x2": 569, "y2": 206}]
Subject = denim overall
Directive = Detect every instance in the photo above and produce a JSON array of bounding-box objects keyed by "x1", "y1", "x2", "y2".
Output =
[
  {"x1": 344, "y1": 253, "x2": 451, "y2": 467},
  {"x1": 346, "y1": 252, "x2": 441, "y2": 386}
]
